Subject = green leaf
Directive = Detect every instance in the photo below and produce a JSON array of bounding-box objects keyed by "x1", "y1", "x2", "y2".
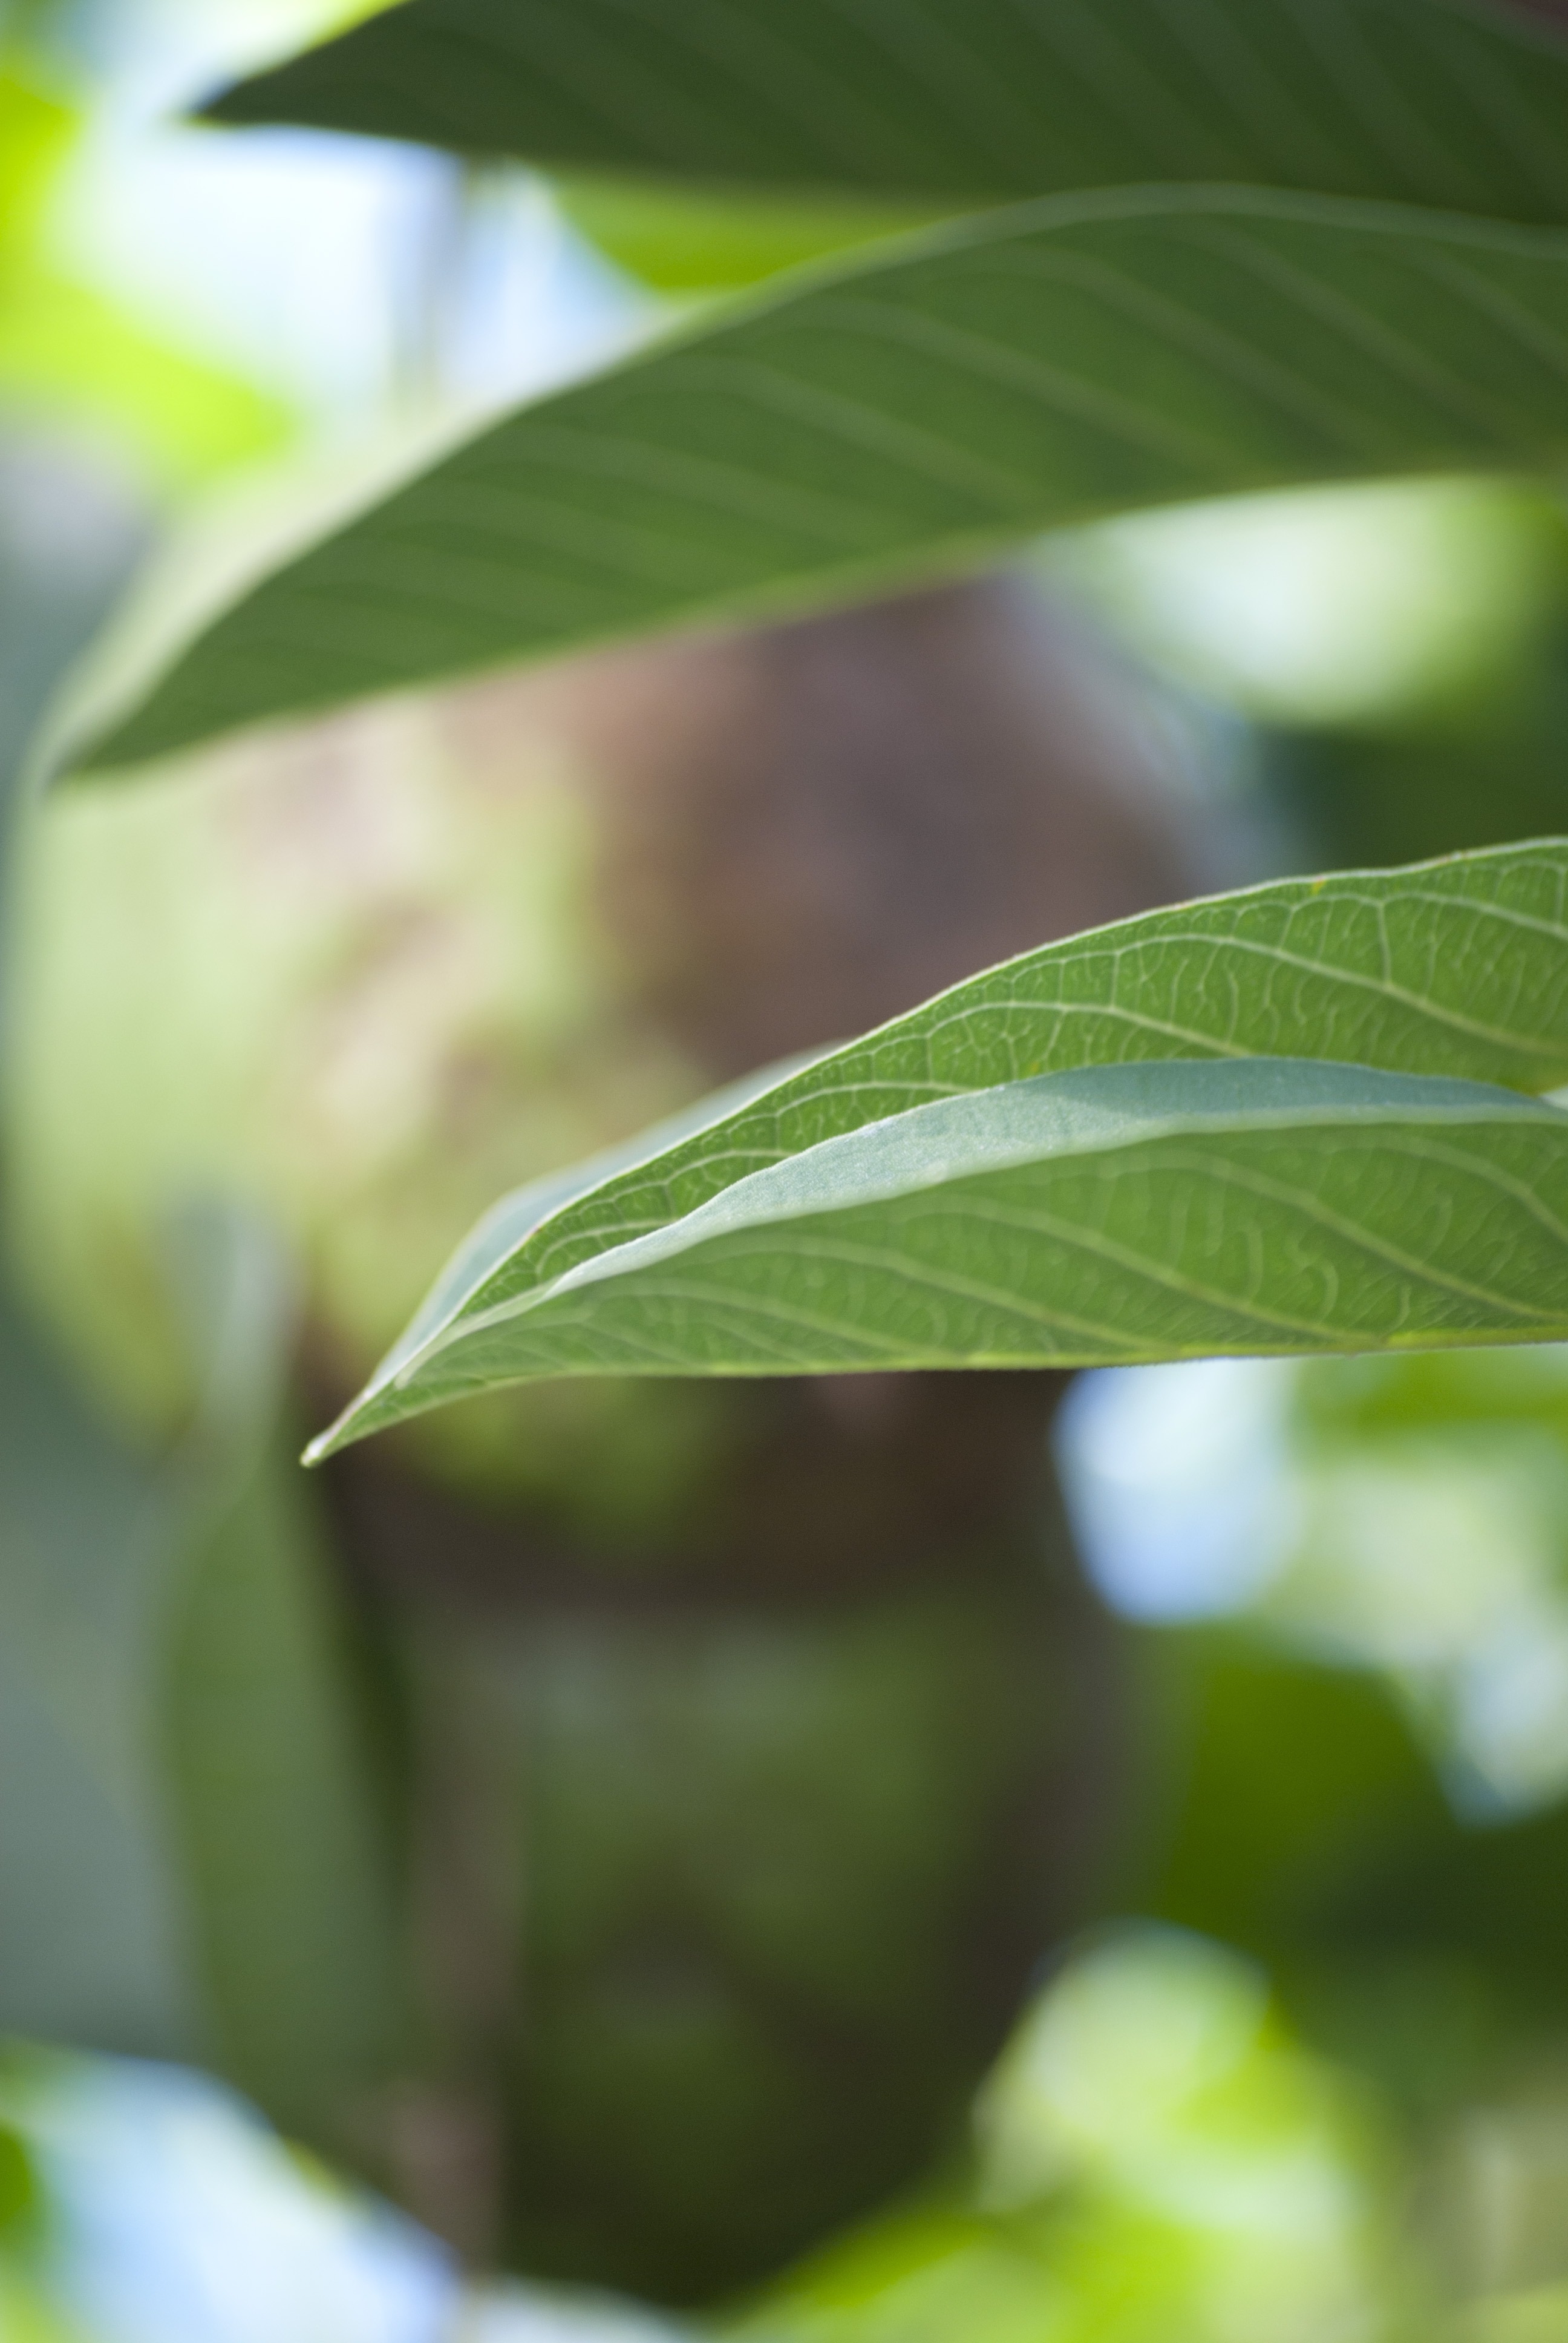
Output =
[
  {"x1": 315, "y1": 1055, "x2": 1568, "y2": 1446},
  {"x1": 0, "y1": 73, "x2": 292, "y2": 490},
  {"x1": 162, "y1": 1407, "x2": 406, "y2": 2148},
  {"x1": 306, "y1": 840, "x2": 1568, "y2": 1453},
  {"x1": 59, "y1": 190, "x2": 1568, "y2": 780},
  {"x1": 156, "y1": 1208, "x2": 406, "y2": 2151},
  {"x1": 203, "y1": 0, "x2": 1568, "y2": 221}
]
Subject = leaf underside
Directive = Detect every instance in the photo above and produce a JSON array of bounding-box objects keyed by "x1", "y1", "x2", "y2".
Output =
[
  {"x1": 65, "y1": 190, "x2": 1568, "y2": 780},
  {"x1": 311, "y1": 1061, "x2": 1568, "y2": 1457},
  {"x1": 309, "y1": 844, "x2": 1568, "y2": 1456}
]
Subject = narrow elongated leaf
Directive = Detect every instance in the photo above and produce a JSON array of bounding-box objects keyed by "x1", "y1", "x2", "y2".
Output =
[
  {"x1": 60, "y1": 191, "x2": 1568, "y2": 779},
  {"x1": 165, "y1": 1407, "x2": 406, "y2": 2145},
  {"x1": 309, "y1": 842, "x2": 1568, "y2": 1455},
  {"x1": 206, "y1": 0, "x2": 1568, "y2": 223},
  {"x1": 310, "y1": 1061, "x2": 1568, "y2": 1444}
]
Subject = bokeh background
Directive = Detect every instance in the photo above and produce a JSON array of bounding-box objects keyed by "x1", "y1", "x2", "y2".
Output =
[{"x1": 5, "y1": 4, "x2": 1568, "y2": 2339}]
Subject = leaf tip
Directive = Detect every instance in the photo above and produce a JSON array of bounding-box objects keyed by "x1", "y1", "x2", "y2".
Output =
[{"x1": 300, "y1": 1409, "x2": 359, "y2": 1468}]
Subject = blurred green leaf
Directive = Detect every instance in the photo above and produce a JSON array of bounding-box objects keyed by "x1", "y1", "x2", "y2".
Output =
[
  {"x1": 60, "y1": 190, "x2": 1568, "y2": 779},
  {"x1": 1134, "y1": 1633, "x2": 1451, "y2": 1970},
  {"x1": 162, "y1": 1400, "x2": 407, "y2": 2154},
  {"x1": 1117, "y1": 1555, "x2": 1568, "y2": 2124},
  {"x1": 156, "y1": 1207, "x2": 406, "y2": 2152},
  {"x1": 1461, "y1": 2283, "x2": 1568, "y2": 2341},
  {"x1": 0, "y1": 60, "x2": 70, "y2": 247},
  {"x1": 734, "y1": 1930, "x2": 1413, "y2": 2342},
  {"x1": 313, "y1": 1060, "x2": 1568, "y2": 1450},
  {"x1": 308, "y1": 839, "x2": 1568, "y2": 1450},
  {"x1": 0, "y1": 267, "x2": 296, "y2": 490},
  {"x1": 204, "y1": 0, "x2": 1568, "y2": 223}
]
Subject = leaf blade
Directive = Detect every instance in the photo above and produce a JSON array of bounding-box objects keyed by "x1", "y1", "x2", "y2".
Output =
[
  {"x1": 62, "y1": 188, "x2": 1568, "y2": 779},
  {"x1": 313, "y1": 1061, "x2": 1568, "y2": 1446},
  {"x1": 204, "y1": 0, "x2": 1568, "y2": 223},
  {"x1": 309, "y1": 842, "x2": 1568, "y2": 1455}
]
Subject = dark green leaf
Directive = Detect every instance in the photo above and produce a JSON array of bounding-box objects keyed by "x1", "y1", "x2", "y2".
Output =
[
  {"x1": 157, "y1": 1208, "x2": 407, "y2": 2146},
  {"x1": 163, "y1": 1409, "x2": 406, "y2": 2146},
  {"x1": 60, "y1": 191, "x2": 1568, "y2": 779},
  {"x1": 205, "y1": 0, "x2": 1568, "y2": 221}
]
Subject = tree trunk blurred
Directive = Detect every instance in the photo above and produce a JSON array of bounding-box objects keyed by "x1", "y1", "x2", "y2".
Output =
[{"x1": 296, "y1": 576, "x2": 1214, "y2": 2301}]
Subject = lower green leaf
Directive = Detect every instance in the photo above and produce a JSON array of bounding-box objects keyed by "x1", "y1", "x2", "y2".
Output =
[{"x1": 311, "y1": 1061, "x2": 1568, "y2": 1455}]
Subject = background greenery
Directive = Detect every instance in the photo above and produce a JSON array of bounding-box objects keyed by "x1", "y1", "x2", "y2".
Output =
[{"x1": 7, "y1": 2, "x2": 1568, "y2": 2339}]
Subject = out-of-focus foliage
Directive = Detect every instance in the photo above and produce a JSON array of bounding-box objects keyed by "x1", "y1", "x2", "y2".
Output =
[
  {"x1": 9, "y1": 2, "x2": 1568, "y2": 2340},
  {"x1": 205, "y1": 0, "x2": 1568, "y2": 225},
  {"x1": 0, "y1": 1267, "x2": 194, "y2": 2060},
  {"x1": 0, "y1": 62, "x2": 291, "y2": 489},
  {"x1": 730, "y1": 1929, "x2": 1416, "y2": 2343},
  {"x1": 1065, "y1": 1349, "x2": 1568, "y2": 1820},
  {"x1": 4, "y1": 683, "x2": 706, "y2": 1441},
  {"x1": 0, "y1": 1932, "x2": 1471, "y2": 2343},
  {"x1": 1059, "y1": 476, "x2": 1568, "y2": 873},
  {"x1": 1059, "y1": 1347, "x2": 1568, "y2": 2221},
  {"x1": 0, "y1": 1201, "x2": 403, "y2": 2180},
  {"x1": 0, "y1": 2051, "x2": 454, "y2": 2343}
]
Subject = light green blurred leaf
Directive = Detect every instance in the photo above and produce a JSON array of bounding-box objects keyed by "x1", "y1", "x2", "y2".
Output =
[
  {"x1": 1461, "y1": 2285, "x2": 1568, "y2": 2341},
  {"x1": 552, "y1": 177, "x2": 947, "y2": 291},
  {"x1": 204, "y1": 0, "x2": 1568, "y2": 223},
  {"x1": 308, "y1": 840, "x2": 1568, "y2": 1450},
  {"x1": 0, "y1": 266, "x2": 295, "y2": 489},
  {"x1": 0, "y1": 2271, "x2": 80, "y2": 2343},
  {"x1": 313, "y1": 1059, "x2": 1568, "y2": 1452},
  {"x1": 0, "y1": 73, "x2": 292, "y2": 488},
  {"x1": 59, "y1": 189, "x2": 1568, "y2": 779},
  {"x1": 734, "y1": 1930, "x2": 1411, "y2": 2343}
]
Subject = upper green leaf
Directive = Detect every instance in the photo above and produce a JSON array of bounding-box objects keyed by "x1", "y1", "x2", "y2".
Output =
[
  {"x1": 205, "y1": 0, "x2": 1568, "y2": 220},
  {"x1": 308, "y1": 841, "x2": 1568, "y2": 1454},
  {"x1": 59, "y1": 191, "x2": 1568, "y2": 779}
]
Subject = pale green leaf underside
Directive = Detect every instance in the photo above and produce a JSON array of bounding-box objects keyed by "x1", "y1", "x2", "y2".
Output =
[
  {"x1": 309, "y1": 1061, "x2": 1568, "y2": 1455},
  {"x1": 207, "y1": 0, "x2": 1568, "y2": 222},
  {"x1": 308, "y1": 843, "x2": 1568, "y2": 1455},
  {"x1": 64, "y1": 190, "x2": 1568, "y2": 779}
]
